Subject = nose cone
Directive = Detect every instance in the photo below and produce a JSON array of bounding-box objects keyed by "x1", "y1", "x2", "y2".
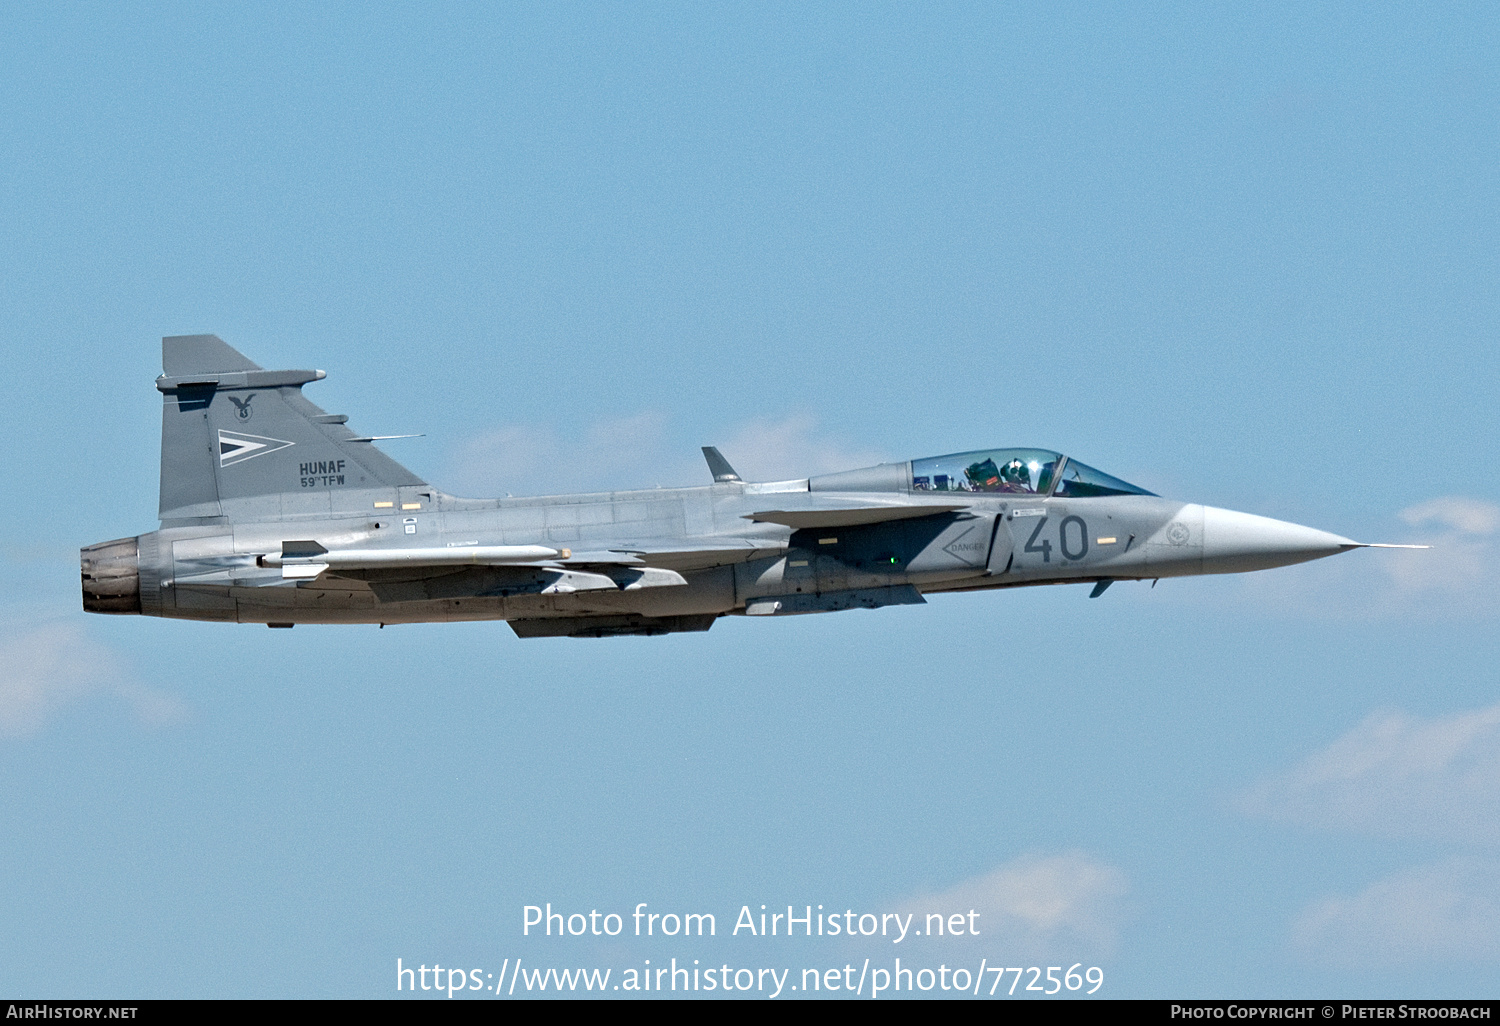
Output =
[{"x1": 1201, "y1": 506, "x2": 1356, "y2": 575}]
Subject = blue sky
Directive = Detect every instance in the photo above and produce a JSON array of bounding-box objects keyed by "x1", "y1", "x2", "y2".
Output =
[{"x1": 2, "y1": 2, "x2": 1498, "y2": 998}]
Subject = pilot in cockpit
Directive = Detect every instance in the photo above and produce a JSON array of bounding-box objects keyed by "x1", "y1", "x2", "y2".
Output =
[{"x1": 999, "y1": 458, "x2": 1032, "y2": 493}]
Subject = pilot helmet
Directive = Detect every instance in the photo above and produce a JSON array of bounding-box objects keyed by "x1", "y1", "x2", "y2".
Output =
[{"x1": 1001, "y1": 459, "x2": 1030, "y2": 485}]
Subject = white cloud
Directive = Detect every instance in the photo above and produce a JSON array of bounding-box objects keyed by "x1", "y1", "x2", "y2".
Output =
[
  {"x1": 1250, "y1": 701, "x2": 1500, "y2": 968},
  {"x1": 1378, "y1": 496, "x2": 1500, "y2": 600},
  {"x1": 1400, "y1": 496, "x2": 1500, "y2": 536},
  {"x1": 439, "y1": 409, "x2": 884, "y2": 496},
  {"x1": 897, "y1": 852, "x2": 1129, "y2": 956},
  {"x1": 441, "y1": 412, "x2": 679, "y2": 497},
  {"x1": 708, "y1": 414, "x2": 882, "y2": 483},
  {"x1": 715, "y1": 414, "x2": 885, "y2": 483},
  {"x1": 443, "y1": 423, "x2": 563, "y2": 496},
  {"x1": 1293, "y1": 858, "x2": 1500, "y2": 967},
  {"x1": 0, "y1": 622, "x2": 188, "y2": 739},
  {"x1": 1243, "y1": 703, "x2": 1500, "y2": 844}
]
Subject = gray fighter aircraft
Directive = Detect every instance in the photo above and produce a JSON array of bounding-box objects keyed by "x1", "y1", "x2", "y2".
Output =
[{"x1": 81, "y1": 335, "x2": 1417, "y2": 637}]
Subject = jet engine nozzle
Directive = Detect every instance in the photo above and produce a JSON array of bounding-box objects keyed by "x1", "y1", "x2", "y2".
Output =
[{"x1": 81, "y1": 536, "x2": 142, "y2": 614}]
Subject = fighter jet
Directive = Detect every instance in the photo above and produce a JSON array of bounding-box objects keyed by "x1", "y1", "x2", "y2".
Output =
[{"x1": 81, "y1": 335, "x2": 1419, "y2": 637}]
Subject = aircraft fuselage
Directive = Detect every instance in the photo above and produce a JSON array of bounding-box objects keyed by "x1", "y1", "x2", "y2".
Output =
[{"x1": 80, "y1": 335, "x2": 1380, "y2": 638}]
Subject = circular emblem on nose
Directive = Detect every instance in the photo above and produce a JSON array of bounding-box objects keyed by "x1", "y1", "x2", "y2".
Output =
[{"x1": 1167, "y1": 522, "x2": 1190, "y2": 546}]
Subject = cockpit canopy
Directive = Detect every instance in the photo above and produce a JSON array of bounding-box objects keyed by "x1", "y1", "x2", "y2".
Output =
[{"x1": 911, "y1": 449, "x2": 1154, "y2": 498}]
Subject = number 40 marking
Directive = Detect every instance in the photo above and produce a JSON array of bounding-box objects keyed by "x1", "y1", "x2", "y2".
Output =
[{"x1": 1023, "y1": 515, "x2": 1090, "y2": 563}]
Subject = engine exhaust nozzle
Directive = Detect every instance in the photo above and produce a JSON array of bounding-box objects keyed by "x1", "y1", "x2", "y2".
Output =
[{"x1": 81, "y1": 536, "x2": 142, "y2": 614}]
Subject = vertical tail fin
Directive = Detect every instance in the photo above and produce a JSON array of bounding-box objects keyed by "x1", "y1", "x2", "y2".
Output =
[{"x1": 157, "y1": 335, "x2": 427, "y2": 523}]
